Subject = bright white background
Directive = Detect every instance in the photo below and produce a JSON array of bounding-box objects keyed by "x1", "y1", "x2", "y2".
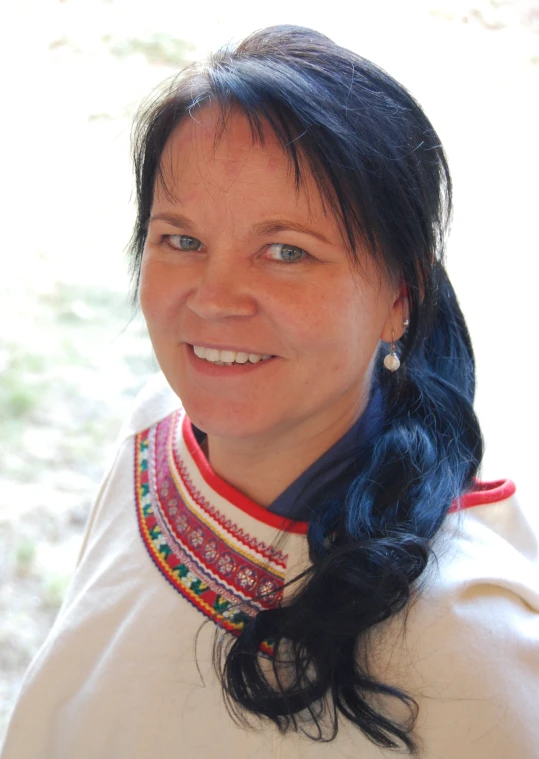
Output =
[{"x1": 0, "y1": 0, "x2": 537, "y2": 736}]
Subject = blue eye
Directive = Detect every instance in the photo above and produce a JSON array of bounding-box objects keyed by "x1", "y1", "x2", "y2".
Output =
[
  {"x1": 167, "y1": 235, "x2": 202, "y2": 251},
  {"x1": 267, "y1": 243, "x2": 308, "y2": 263}
]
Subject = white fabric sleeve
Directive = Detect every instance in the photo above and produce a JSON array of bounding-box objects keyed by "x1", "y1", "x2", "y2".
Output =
[{"x1": 389, "y1": 496, "x2": 539, "y2": 759}]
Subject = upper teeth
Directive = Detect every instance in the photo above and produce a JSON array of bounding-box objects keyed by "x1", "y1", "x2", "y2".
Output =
[{"x1": 193, "y1": 345, "x2": 273, "y2": 365}]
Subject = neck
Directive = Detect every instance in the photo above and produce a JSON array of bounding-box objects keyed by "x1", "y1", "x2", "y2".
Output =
[{"x1": 204, "y1": 399, "x2": 367, "y2": 508}]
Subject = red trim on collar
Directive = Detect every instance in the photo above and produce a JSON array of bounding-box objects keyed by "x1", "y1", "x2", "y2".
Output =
[
  {"x1": 448, "y1": 479, "x2": 516, "y2": 513},
  {"x1": 183, "y1": 415, "x2": 514, "y2": 525},
  {"x1": 182, "y1": 415, "x2": 309, "y2": 535}
]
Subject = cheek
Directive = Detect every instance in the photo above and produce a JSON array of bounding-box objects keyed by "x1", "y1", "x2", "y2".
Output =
[
  {"x1": 277, "y1": 290, "x2": 351, "y2": 371},
  {"x1": 139, "y1": 261, "x2": 180, "y2": 330},
  {"x1": 138, "y1": 272, "x2": 160, "y2": 330},
  {"x1": 300, "y1": 287, "x2": 363, "y2": 343},
  {"x1": 306, "y1": 288, "x2": 383, "y2": 369}
]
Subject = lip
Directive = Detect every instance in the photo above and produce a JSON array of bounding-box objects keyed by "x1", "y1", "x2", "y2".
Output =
[{"x1": 184, "y1": 343, "x2": 279, "y2": 377}]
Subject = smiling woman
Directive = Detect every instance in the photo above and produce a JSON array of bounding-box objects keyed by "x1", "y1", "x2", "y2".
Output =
[
  {"x1": 2, "y1": 24, "x2": 538, "y2": 759},
  {"x1": 139, "y1": 105, "x2": 404, "y2": 505}
]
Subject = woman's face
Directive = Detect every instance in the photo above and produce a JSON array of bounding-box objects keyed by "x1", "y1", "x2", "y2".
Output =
[{"x1": 140, "y1": 106, "x2": 403, "y2": 450}]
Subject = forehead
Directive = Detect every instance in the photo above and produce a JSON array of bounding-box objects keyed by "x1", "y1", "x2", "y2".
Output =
[{"x1": 156, "y1": 105, "x2": 322, "y2": 213}]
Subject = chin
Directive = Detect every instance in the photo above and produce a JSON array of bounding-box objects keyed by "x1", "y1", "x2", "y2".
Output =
[{"x1": 178, "y1": 395, "x2": 273, "y2": 441}]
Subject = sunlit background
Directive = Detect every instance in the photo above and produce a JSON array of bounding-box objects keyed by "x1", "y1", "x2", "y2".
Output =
[{"x1": 0, "y1": 0, "x2": 537, "y2": 741}]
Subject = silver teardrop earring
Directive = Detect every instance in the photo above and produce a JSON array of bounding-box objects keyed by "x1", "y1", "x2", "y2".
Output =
[{"x1": 384, "y1": 330, "x2": 400, "y2": 372}]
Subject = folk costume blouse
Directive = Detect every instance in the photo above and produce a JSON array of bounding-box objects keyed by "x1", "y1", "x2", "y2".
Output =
[{"x1": 2, "y1": 373, "x2": 538, "y2": 759}]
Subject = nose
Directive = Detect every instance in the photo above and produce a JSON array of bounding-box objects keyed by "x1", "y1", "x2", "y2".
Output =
[{"x1": 186, "y1": 256, "x2": 258, "y2": 321}]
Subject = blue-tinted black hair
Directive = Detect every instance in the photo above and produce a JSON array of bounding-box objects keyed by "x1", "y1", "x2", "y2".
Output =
[{"x1": 129, "y1": 25, "x2": 483, "y2": 756}]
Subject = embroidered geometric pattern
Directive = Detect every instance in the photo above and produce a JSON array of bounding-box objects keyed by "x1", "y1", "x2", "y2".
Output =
[{"x1": 135, "y1": 410, "x2": 287, "y2": 651}]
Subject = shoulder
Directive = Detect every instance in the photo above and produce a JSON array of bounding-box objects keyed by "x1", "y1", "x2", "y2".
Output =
[
  {"x1": 425, "y1": 485, "x2": 539, "y2": 660},
  {"x1": 73, "y1": 373, "x2": 181, "y2": 566},
  {"x1": 418, "y1": 483, "x2": 539, "y2": 638},
  {"x1": 377, "y1": 487, "x2": 539, "y2": 756},
  {"x1": 117, "y1": 372, "x2": 182, "y2": 442},
  {"x1": 438, "y1": 482, "x2": 538, "y2": 590},
  {"x1": 93, "y1": 371, "x2": 182, "y2": 513}
]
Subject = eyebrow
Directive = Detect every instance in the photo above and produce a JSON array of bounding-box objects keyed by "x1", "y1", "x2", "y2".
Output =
[
  {"x1": 252, "y1": 219, "x2": 331, "y2": 245},
  {"x1": 149, "y1": 212, "x2": 331, "y2": 245},
  {"x1": 148, "y1": 212, "x2": 195, "y2": 231}
]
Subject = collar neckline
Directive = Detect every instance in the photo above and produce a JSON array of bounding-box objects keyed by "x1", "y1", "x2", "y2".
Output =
[
  {"x1": 189, "y1": 385, "x2": 384, "y2": 524},
  {"x1": 184, "y1": 415, "x2": 309, "y2": 534}
]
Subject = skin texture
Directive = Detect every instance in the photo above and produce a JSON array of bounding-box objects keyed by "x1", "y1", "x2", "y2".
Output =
[{"x1": 140, "y1": 106, "x2": 406, "y2": 506}]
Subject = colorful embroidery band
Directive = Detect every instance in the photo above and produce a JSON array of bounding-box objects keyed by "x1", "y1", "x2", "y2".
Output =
[{"x1": 135, "y1": 412, "x2": 287, "y2": 654}]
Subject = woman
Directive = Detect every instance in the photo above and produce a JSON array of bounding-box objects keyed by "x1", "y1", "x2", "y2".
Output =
[{"x1": 2, "y1": 25, "x2": 538, "y2": 759}]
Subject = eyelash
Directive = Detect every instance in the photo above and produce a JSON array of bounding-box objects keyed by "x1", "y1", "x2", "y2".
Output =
[{"x1": 163, "y1": 236, "x2": 309, "y2": 263}]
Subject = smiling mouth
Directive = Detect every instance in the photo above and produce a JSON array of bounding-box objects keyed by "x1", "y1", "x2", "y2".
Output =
[{"x1": 191, "y1": 344, "x2": 274, "y2": 366}]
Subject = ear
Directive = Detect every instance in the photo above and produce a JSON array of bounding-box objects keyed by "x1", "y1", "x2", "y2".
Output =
[{"x1": 380, "y1": 282, "x2": 409, "y2": 343}]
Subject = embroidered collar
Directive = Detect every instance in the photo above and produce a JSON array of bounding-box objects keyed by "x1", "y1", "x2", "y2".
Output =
[
  {"x1": 134, "y1": 398, "x2": 516, "y2": 645},
  {"x1": 134, "y1": 409, "x2": 289, "y2": 652}
]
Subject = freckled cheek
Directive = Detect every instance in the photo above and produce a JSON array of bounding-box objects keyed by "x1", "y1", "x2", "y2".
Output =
[
  {"x1": 139, "y1": 268, "x2": 186, "y2": 331},
  {"x1": 308, "y1": 293, "x2": 359, "y2": 343},
  {"x1": 285, "y1": 293, "x2": 360, "y2": 366}
]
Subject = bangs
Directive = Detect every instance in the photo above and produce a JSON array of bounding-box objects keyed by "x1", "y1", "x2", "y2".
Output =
[{"x1": 150, "y1": 92, "x2": 376, "y2": 270}]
